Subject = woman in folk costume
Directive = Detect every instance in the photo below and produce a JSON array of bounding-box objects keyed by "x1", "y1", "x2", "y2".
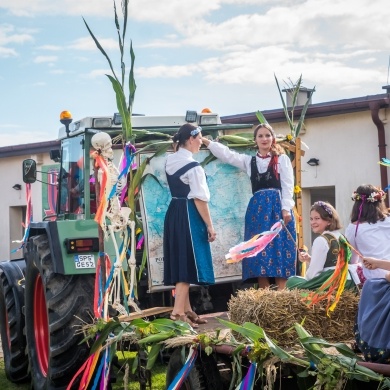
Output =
[
  {"x1": 164, "y1": 123, "x2": 216, "y2": 328},
  {"x1": 286, "y1": 201, "x2": 359, "y2": 290},
  {"x1": 202, "y1": 123, "x2": 296, "y2": 290},
  {"x1": 345, "y1": 184, "x2": 390, "y2": 281}
]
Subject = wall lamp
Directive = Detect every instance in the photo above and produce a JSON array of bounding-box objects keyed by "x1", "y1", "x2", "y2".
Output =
[
  {"x1": 12, "y1": 184, "x2": 22, "y2": 190},
  {"x1": 307, "y1": 158, "x2": 320, "y2": 167}
]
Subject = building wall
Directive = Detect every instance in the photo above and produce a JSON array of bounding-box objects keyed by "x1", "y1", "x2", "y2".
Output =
[
  {"x1": 269, "y1": 108, "x2": 389, "y2": 248},
  {"x1": 0, "y1": 153, "x2": 53, "y2": 260}
]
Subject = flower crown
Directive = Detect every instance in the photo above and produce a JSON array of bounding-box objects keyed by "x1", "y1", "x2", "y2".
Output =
[
  {"x1": 351, "y1": 189, "x2": 386, "y2": 203},
  {"x1": 314, "y1": 201, "x2": 333, "y2": 216}
]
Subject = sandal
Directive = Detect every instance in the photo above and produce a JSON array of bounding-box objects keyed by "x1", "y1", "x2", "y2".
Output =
[
  {"x1": 170, "y1": 313, "x2": 199, "y2": 328},
  {"x1": 185, "y1": 311, "x2": 208, "y2": 324}
]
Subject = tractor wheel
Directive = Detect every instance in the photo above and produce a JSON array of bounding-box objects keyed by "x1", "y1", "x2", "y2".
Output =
[
  {"x1": 166, "y1": 348, "x2": 223, "y2": 390},
  {"x1": 25, "y1": 234, "x2": 95, "y2": 389},
  {"x1": 0, "y1": 260, "x2": 29, "y2": 382}
]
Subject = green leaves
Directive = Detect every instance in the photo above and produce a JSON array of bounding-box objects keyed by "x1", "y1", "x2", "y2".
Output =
[
  {"x1": 255, "y1": 110, "x2": 269, "y2": 125},
  {"x1": 84, "y1": 0, "x2": 134, "y2": 142},
  {"x1": 106, "y1": 74, "x2": 131, "y2": 139},
  {"x1": 217, "y1": 318, "x2": 264, "y2": 342},
  {"x1": 274, "y1": 74, "x2": 315, "y2": 139}
]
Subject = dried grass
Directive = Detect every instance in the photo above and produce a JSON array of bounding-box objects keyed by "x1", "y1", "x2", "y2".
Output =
[{"x1": 228, "y1": 288, "x2": 359, "y2": 347}]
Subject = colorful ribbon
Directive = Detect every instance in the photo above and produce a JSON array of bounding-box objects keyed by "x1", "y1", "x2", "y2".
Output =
[
  {"x1": 225, "y1": 221, "x2": 282, "y2": 263},
  {"x1": 237, "y1": 362, "x2": 257, "y2": 390},
  {"x1": 304, "y1": 235, "x2": 352, "y2": 315},
  {"x1": 167, "y1": 347, "x2": 199, "y2": 390}
]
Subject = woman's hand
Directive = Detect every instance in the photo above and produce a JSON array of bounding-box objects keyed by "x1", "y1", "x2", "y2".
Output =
[
  {"x1": 207, "y1": 225, "x2": 217, "y2": 242},
  {"x1": 298, "y1": 250, "x2": 311, "y2": 263},
  {"x1": 282, "y1": 209, "x2": 292, "y2": 225},
  {"x1": 363, "y1": 257, "x2": 379, "y2": 270},
  {"x1": 201, "y1": 137, "x2": 211, "y2": 147}
]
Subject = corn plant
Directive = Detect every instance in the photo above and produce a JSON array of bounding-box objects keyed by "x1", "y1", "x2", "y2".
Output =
[{"x1": 274, "y1": 74, "x2": 315, "y2": 139}]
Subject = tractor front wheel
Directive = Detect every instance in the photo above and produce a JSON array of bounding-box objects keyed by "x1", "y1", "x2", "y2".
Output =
[
  {"x1": 25, "y1": 234, "x2": 95, "y2": 389},
  {"x1": 0, "y1": 260, "x2": 29, "y2": 382}
]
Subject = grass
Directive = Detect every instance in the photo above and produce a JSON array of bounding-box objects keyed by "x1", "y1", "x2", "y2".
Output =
[{"x1": 0, "y1": 352, "x2": 167, "y2": 389}]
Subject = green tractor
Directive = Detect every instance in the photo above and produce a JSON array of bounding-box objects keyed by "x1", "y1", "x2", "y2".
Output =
[{"x1": 0, "y1": 110, "x2": 253, "y2": 389}]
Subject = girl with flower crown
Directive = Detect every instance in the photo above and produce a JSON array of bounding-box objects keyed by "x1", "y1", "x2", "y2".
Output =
[
  {"x1": 286, "y1": 201, "x2": 359, "y2": 290},
  {"x1": 345, "y1": 184, "x2": 390, "y2": 280},
  {"x1": 202, "y1": 123, "x2": 296, "y2": 290},
  {"x1": 346, "y1": 185, "x2": 390, "y2": 363}
]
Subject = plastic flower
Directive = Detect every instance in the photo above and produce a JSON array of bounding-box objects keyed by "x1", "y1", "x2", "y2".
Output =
[
  {"x1": 286, "y1": 134, "x2": 293, "y2": 141},
  {"x1": 294, "y1": 185, "x2": 301, "y2": 194}
]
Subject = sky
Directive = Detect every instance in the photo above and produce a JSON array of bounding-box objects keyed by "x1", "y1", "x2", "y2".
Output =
[{"x1": 0, "y1": 0, "x2": 390, "y2": 147}]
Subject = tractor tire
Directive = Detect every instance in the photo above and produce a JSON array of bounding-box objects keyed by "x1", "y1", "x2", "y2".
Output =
[
  {"x1": 0, "y1": 260, "x2": 29, "y2": 382},
  {"x1": 25, "y1": 234, "x2": 95, "y2": 389},
  {"x1": 166, "y1": 348, "x2": 223, "y2": 390}
]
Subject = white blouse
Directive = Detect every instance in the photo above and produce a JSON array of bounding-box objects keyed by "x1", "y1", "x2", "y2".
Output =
[
  {"x1": 345, "y1": 217, "x2": 390, "y2": 279},
  {"x1": 165, "y1": 147, "x2": 210, "y2": 202},
  {"x1": 305, "y1": 231, "x2": 342, "y2": 280},
  {"x1": 207, "y1": 141, "x2": 295, "y2": 211}
]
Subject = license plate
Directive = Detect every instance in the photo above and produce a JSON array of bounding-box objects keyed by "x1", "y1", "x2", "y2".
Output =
[{"x1": 74, "y1": 254, "x2": 95, "y2": 269}]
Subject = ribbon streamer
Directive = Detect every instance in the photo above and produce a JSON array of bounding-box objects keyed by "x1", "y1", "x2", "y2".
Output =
[
  {"x1": 225, "y1": 221, "x2": 282, "y2": 263},
  {"x1": 236, "y1": 362, "x2": 257, "y2": 390},
  {"x1": 167, "y1": 347, "x2": 199, "y2": 390}
]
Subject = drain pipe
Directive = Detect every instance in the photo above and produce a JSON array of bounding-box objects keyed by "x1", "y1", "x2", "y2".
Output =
[{"x1": 370, "y1": 99, "x2": 389, "y2": 207}]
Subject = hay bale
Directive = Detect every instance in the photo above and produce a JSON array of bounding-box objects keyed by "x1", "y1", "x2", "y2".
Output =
[{"x1": 228, "y1": 288, "x2": 359, "y2": 347}]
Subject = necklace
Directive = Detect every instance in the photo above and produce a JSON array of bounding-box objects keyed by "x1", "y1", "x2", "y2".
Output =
[{"x1": 257, "y1": 152, "x2": 270, "y2": 159}]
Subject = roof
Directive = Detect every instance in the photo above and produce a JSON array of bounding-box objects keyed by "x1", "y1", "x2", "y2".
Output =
[
  {"x1": 0, "y1": 140, "x2": 60, "y2": 159},
  {"x1": 1, "y1": 92, "x2": 389, "y2": 158},
  {"x1": 221, "y1": 92, "x2": 390, "y2": 124}
]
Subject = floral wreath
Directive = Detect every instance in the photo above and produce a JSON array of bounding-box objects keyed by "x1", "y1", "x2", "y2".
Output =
[
  {"x1": 314, "y1": 201, "x2": 333, "y2": 216},
  {"x1": 351, "y1": 189, "x2": 386, "y2": 203}
]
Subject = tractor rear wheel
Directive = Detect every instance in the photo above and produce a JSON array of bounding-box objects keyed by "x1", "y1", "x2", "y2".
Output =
[
  {"x1": 0, "y1": 260, "x2": 29, "y2": 382},
  {"x1": 25, "y1": 234, "x2": 95, "y2": 389}
]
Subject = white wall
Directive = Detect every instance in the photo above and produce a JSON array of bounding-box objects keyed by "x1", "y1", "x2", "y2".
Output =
[
  {"x1": 271, "y1": 108, "x2": 389, "y2": 247},
  {"x1": 0, "y1": 153, "x2": 53, "y2": 260}
]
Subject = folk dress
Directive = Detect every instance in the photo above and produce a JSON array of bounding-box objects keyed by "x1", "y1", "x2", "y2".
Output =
[
  {"x1": 163, "y1": 149, "x2": 215, "y2": 286},
  {"x1": 207, "y1": 142, "x2": 296, "y2": 282},
  {"x1": 355, "y1": 278, "x2": 390, "y2": 363}
]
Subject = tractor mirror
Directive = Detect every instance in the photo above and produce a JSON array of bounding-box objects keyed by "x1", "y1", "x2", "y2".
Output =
[
  {"x1": 50, "y1": 149, "x2": 61, "y2": 162},
  {"x1": 22, "y1": 159, "x2": 37, "y2": 184}
]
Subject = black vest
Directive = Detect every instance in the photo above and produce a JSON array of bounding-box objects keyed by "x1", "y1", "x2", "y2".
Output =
[
  {"x1": 322, "y1": 233, "x2": 340, "y2": 268},
  {"x1": 250, "y1": 156, "x2": 281, "y2": 195}
]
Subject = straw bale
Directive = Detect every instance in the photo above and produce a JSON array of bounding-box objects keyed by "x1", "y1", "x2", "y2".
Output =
[{"x1": 228, "y1": 288, "x2": 359, "y2": 347}]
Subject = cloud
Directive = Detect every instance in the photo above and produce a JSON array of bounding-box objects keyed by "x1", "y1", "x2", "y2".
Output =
[
  {"x1": 0, "y1": 24, "x2": 34, "y2": 57},
  {"x1": 137, "y1": 65, "x2": 197, "y2": 78},
  {"x1": 85, "y1": 69, "x2": 111, "y2": 78},
  {"x1": 33, "y1": 55, "x2": 58, "y2": 63},
  {"x1": 0, "y1": 24, "x2": 34, "y2": 45},
  {"x1": 37, "y1": 44, "x2": 62, "y2": 51},
  {"x1": 69, "y1": 36, "x2": 118, "y2": 51},
  {"x1": 0, "y1": 0, "x2": 112, "y2": 17},
  {"x1": 0, "y1": 47, "x2": 17, "y2": 57}
]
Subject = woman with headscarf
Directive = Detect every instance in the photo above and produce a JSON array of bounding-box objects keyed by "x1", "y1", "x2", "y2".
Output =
[{"x1": 164, "y1": 123, "x2": 216, "y2": 328}]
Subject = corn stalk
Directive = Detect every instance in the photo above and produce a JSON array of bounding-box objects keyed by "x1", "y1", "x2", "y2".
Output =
[{"x1": 274, "y1": 74, "x2": 315, "y2": 139}]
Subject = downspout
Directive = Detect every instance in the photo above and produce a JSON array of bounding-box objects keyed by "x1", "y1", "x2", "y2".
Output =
[{"x1": 369, "y1": 99, "x2": 389, "y2": 207}]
